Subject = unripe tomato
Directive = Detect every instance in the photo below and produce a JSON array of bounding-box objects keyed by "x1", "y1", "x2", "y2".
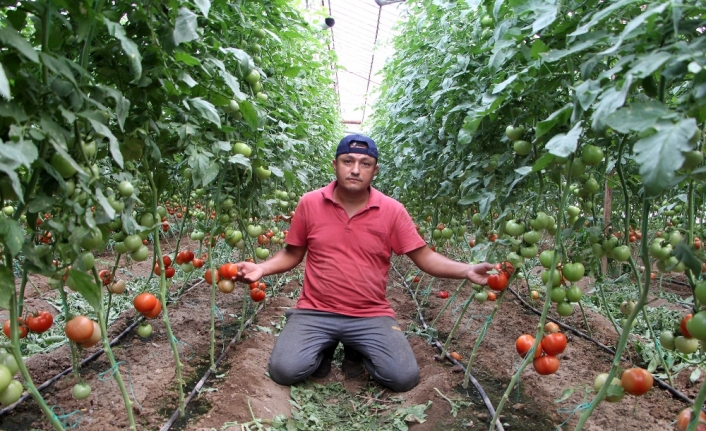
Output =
[
  {"x1": 593, "y1": 373, "x2": 624, "y2": 402},
  {"x1": 72, "y1": 383, "x2": 91, "y2": 400},
  {"x1": 0, "y1": 379, "x2": 23, "y2": 405},
  {"x1": 137, "y1": 323, "x2": 153, "y2": 338}
]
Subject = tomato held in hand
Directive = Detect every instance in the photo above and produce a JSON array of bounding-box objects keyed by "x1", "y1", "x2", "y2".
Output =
[
  {"x1": 26, "y1": 311, "x2": 53, "y2": 333},
  {"x1": 488, "y1": 272, "x2": 508, "y2": 291},
  {"x1": 516, "y1": 334, "x2": 535, "y2": 358},
  {"x1": 621, "y1": 368, "x2": 653, "y2": 396},
  {"x1": 533, "y1": 355, "x2": 560, "y2": 375},
  {"x1": 541, "y1": 333, "x2": 567, "y2": 356}
]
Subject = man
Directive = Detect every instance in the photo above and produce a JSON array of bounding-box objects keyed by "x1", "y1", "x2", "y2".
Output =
[{"x1": 236, "y1": 134, "x2": 494, "y2": 392}]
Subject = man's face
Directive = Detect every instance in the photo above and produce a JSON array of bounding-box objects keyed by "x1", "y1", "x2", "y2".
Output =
[{"x1": 333, "y1": 143, "x2": 379, "y2": 194}]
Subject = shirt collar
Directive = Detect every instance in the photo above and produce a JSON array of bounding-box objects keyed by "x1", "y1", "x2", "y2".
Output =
[{"x1": 322, "y1": 181, "x2": 381, "y2": 208}]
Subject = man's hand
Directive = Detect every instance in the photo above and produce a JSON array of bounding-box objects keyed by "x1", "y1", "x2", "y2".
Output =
[
  {"x1": 236, "y1": 261, "x2": 264, "y2": 283},
  {"x1": 467, "y1": 262, "x2": 497, "y2": 285}
]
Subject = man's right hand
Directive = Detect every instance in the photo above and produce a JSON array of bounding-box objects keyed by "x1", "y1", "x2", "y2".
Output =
[{"x1": 236, "y1": 261, "x2": 264, "y2": 283}]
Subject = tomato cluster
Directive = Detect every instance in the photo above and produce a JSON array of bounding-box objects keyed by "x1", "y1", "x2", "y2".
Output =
[
  {"x1": 65, "y1": 315, "x2": 101, "y2": 348},
  {"x1": 153, "y1": 255, "x2": 176, "y2": 279},
  {"x1": 515, "y1": 330, "x2": 567, "y2": 376},
  {"x1": 3, "y1": 311, "x2": 55, "y2": 339},
  {"x1": 248, "y1": 281, "x2": 267, "y2": 302}
]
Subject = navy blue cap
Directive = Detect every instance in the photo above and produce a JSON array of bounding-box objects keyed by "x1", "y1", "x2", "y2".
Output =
[{"x1": 335, "y1": 134, "x2": 378, "y2": 160}]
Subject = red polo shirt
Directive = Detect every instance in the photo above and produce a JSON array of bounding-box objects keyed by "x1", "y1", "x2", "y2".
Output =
[{"x1": 285, "y1": 181, "x2": 426, "y2": 318}]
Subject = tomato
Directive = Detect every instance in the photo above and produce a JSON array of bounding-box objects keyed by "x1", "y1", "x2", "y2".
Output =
[
  {"x1": 649, "y1": 238, "x2": 672, "y2": 260},
  {"x1": 249, "y1": 281, "x2": 260, "y2": 290},
  {"x1": 659, "y1": 330, "x2": 676, "y2": 350},
  {"x1": 133, "y1": 292, "x2": 158, "y2": 313},
  {"x1": 176, "y1": 250, "x2": 195, "y2": 264},
  {"x1": 449, "y1": 351, "x2": 462, "y2": 361},
  {"x1": 542, "y1": 270, "x2": 562, "y2": 287},
  {"x1": 686, "y1": 311, "x2": 706, "y2": 341},
  {"x1": 3, "y1": 319, "x2": 28, "y2": 339},
  {"x1": 520, "y1": 244, "x2": 538, "y2": 258},
  {"x1": 438, "y1": 290, "x2": 449, "y2": 299},
  {"x1": 505, "y1": 125, "x2": 524, "y2": 141},
  {"x1": 531, "y1": 290, "x2": 539, "y2": 300},
  {"x1": 26, "y1": 311, "x2": 53, "y2": 333},
  {"x1": 217, "y1": 279, "x2": 235, "y2": 293},
  {"x1": 65, "y1": 316, "x2": 95, "y2": 343},
  {"x1": 533, "y1": 355, "x2": 560, "y2": 375},
  {"x1": 541, "y1": 333, "x2": 567, "y2": 356},
  {"x1": 611, "y1": 245, "x2": 631, "y2": 262},
  {"x1": 0, "y1": 379, "x2": 23, "y2": 405},
  {"x1": 0, "y1": 351, "x2": 19, "y2": 375},
  {"x1": 539, "y1": 250, "x2": 554, "y2": 268},
  {"x1": 50, "y1": 152, "x2": 77, "y2": 178},
  {"x1": 137, "y1": 323, "x2": 153, "y2": 338},
  {"x1": 513, "y1": 140, "x2": 532, "y2": 155},
  {"x1": 164, "y1": 266, "x2": 175, "y2": 279},
  {"x1": 79, "y1": 321, "x2": 102, "y2": 348},
  {"x1": 0, "y1": 364, "x2": 11, "y2": 393},
  {"x1": 516, "y1": 334, "x2": 535, "y2": 358},
  {"x1": 487, "y1": 291, "x2": 497, "y2": 301},
  {"x1": 72, "y1": 382, "x2": 91, "y2": 400},
  {"x1": 205, "y1": 269, "x2": 221, "y2": 285},
  {"x1": 219, "y1": 263, "x2": 239, "y2": 280},
  {"x1": 98, "y1": 269, "x2": 112, "y2": 286},
  {"x1": 556, "y1": 301, "x2": 574, "y2": 316},
  {"x1": 675, "y1": 336, "x2": 700, "y2": 354},
  {"x1": 162, "y1": 255, "x2": 172, "y2": 267},
  {"x1": 124, "y1": 234, "x2": 143, "y2": 252},
  {"x1": 250, "y1": 287, "x2": 266, "y2": 302},
  {"x1": 593, "y1": 373, "x2": 624, "y2": 402},
  {"x1": 255, "y1": 247, "x2": 270, "y2": 259},
  {"x1": 505, "y1": 220, "x2": 526, "y2": 237},
  {"x1": 192, "y1": 258, "x2": 205, "y2": 269},
  {"x1": 566, "y1": 285, "x2": 583, "y2": 303},
  {"x1": 153, "y1": 262, "x2": 162, "y2": 276},
  {"x1": 488, "y1": 272, "x2": 508, "y2": 291},
  {"x1": 474, "y1": 291, "x2": 488, "y2": 302},
  {"x1": 620, "y1": 368, "x2": 653, "y2": 396},
  {"x1": 523, "y1": 230, "x2": 541, "y2": 245},
  {"x1": 544, "y1": 322, "x2": 560, "y2": 334},
  {"x1": 108, "y1": 279, "x2": 126, "y2": 294},
  {"x1": 676, "y1": 407, "x2": 706, "y2": 431},
  {"x1": 681, "y1": 314, "x2": 693, "y2": 338},
  {"x1": 131, "y1": 245, "x2": 150, "y2": 262},
  {"x1": 142, "y1": 300, "x2": 162, "y2": 318},
  {"x1": 562, "y1": 263, "x2": 584, "y2": 282},
  {"x1": 550, "y1": 287, "x2": 566, "y2": 303}
]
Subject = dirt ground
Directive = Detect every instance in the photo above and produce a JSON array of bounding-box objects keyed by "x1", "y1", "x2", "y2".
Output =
[{"x1": 0, "y1": 246, "x2": 695, "y2": 430}]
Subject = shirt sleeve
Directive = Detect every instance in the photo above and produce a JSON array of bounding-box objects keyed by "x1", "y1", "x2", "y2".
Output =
[
  {"x1": 284, "y1": 194, "x2": 309, "y2": 247},
  {"x1": 390, "y1": 204, "x2": 426, "y2": 255}
]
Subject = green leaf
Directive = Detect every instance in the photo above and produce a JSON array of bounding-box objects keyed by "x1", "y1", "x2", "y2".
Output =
[
  {"x1": 174, "y1": 51, "x2": 201, "y2": 66},
  {"x1": 94, "y1": 188, "x2": 116, "y2": 220},
  {"x1": 283, "y1": 66, "x2": 301, "y2": 78},
  {"x1": 599, "y1": 3, "x2": 669, "y2": 56},
  {"x1": 239, "y1": 100, "x2": 259, "y2": 131},
  {"x1": 103, "y1": 18, "x2": 142, "y2": 82},
  {"x1": 569, "y1": 0, "x2": 641, "y2": 37},
  {"x1": 228, "y1": 154, "x2": 251, "y2": 169},
  {"x1": 553, "y1": 387, "x2": 576, "y2": 403},
  {"x1": 0, "y1": 63, "x2": 10, "y2": 100},
  {"x1": 194, "y1": 0, "x2": 211, "y2": 17},
  {"x1": 536, "y1": 104, "x2": 572, "y2": 138},
  {"x1": 674, "y1": 241, "x2": 703, "y2": 279},
  {"x1": 628, "y1": 51, "x2": 672, "y2": 78},
  {"x1": 459, "y1": 191, "x2": 495, "y2": 218},
  {"x1": 189, "y1": 98, "x2": 221, "y2": 128},
  {"x1": 0, "y1": 217, "x2": 24, "y2": 257},
  {"x1": 0, "y1": 24, "x2": 39, "y2": 63},
  {"x1": 0, "y1": 139, "x2": 38, "y2": 168},
  {"x1": 86, "y1": 118, "x2": 123, "y2": 168},
  {"x1": 0, "y1": 265, "x2": 13, "y2": 310},
  {"x1": 27, "y1": 194, "x2": 55, "y2": 213},
  {"x1": 690, "y1": 368, "x2": 702, "y2": 384},
  {"x1": 532, "y1": 153, "x2": 555, "y2": 172},
  {"x1": 67, "y1": 270, "x2": 102, "y2": 313},
  {"x1": 492, "y1": 73, "x2": 518, "y2": 94},
  {"x1": 530, "y1": 39, "x2": 549, "y2": 60},
  {"x1": 574, "y1": 80, "x2": 601, "y2": 111},
  {"x1": 546, "y1": 121, "x2": 583, "y2": 157},
  {"x1": 604, "y1": 101, "x2": 675, "y2": 134},
  {"x1": 174, "y1": 7, "x2": 199, "y2": 45},
  {"x1": 591, "y1": 75, "x2": 632, "y2": 131},
  {"x1": 269, "y1": 166, "x2": 284, "y2": 178}
]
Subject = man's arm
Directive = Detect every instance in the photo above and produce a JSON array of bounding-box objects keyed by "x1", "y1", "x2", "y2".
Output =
[
  {"x1": 406, "y1": 245, "x2": 495, "y2": 285},
  {"x1": 236, "y1": 244, "x2": 307, "y2": 282}
]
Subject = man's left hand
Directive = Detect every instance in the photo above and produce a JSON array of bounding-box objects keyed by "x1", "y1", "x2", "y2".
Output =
[{"x1": 467, "y1": 262, "x2": 497, "y2": 285}]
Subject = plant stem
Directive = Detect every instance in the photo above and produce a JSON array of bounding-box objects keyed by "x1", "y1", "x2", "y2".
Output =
[
  {"x1": 430, "y1": 280, "x2": 466, "y2": 329},
  {"x1": 463, "y1": 289, "x2": 506, "y2": 388},
  {"x1": 577, "y1": 301, "x2": 592, "y2": 338},
  {"x1": 441, "y1": 296, "x2": 473, "y2": 358}
]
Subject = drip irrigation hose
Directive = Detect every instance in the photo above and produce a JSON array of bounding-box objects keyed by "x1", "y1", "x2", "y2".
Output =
[
  {"x1": 392, "y1": 265, "x2": 505, "y2": 431},
  {"x1": 160, "y1": 302, "x2": 265, "y2": 431},
  {"x1": 0, "y1": 278, "x2": 205, "y2": 417},
  {"x1": 507, "y1": 286, "x2": 702, "y2": 410}
]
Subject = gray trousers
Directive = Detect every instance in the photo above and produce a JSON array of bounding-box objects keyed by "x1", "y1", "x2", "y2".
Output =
[{"x1": 268, "y1": 309, "x2": 420, "y2": 392}]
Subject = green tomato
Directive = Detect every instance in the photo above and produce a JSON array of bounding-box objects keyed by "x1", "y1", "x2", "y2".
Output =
[
  {"x1": 583, "y1": 178, "x2": 600, "y2": 194},
  {"x1": 441, "y1": 227, "x2": 453, "y2": 239},
  {"x1": 80, "y1": 227, "x2": 103, "y2": 250},
  {"x1": 480, "y1": 14, "x2": 494, "y2": 27},
  {"x1": 681, "y1": 150, "x2": 704, "y2": 170},
  {"x1": 156, "y1": 205, "x2": 167, "y2": 219},
  {"x1": 505, "y1": 125, "x2": 525, "y2": 141},
  {"x1": 472, "y1": 213, "x2": 483, "y2": 226},
  {"x1": 686, "y1": 311, "x2": 706, "y2": 341},
  {"x1": 140, "y1": 213, "x2": 156, "y2": 229},
  {"x1": 0, "y1": 352, "x2": 19, "y2": 375},
  {"x1": 513, "y1": 140, "x2": 532, "y2": 156},
  {"x1": 556, "y1": 301, "x2": 574, "y2": 316},
  {"x1": 669, "y1": 230, "x2": 683, "y2": 247},
  {"x1": 138, "y1": 323, "x2": 153, "y2": 338},
  {"x1": 520, "y1": 244, "x2": 538, "y2": 258},
  {"x1": 539, "y1": 250, "x2": 555, "y2": 268},
  {"x1": 550, "y1": 287, "x2": 566, "y2": 303},
  {"x1": 581, "y1": 144, "x2": 604, "y2": 166},
  {"x1": 117, "y1": 181, "x2": 134, "y2": 197},
  {"x1": 567, "y1": 206, "x2": 581, "y2": 218},
  {"x1": 531, "y1": 212, "x2": 549, "y2": 230},
  {"x1": 256, "y1": 92, "x2": 269, "y2": 102},
  {"x1": 80, "y1": 251, "x2": 95, "y2": 270},
  {"x1": 523, "y1": 230, "x2": 542, "y2": 245},
  {"x1": 0, "y1": 364, "x2": 12, "y2": 393},
  {"x1": 566, "y1": 285, "x2": 583, "y2": 303},
  {"x1": 191, "y1": 230, "x2": 205, "y2": 241},
  {"x1": 246, "y1": 224, "x2": 262, "y2": 238},
  {"x1": 660, "y1": 330, "x2": 676, "y2": 350},
  {"x1": 131, "y1": 245, "x2": 150, "y2": 262},
  {"x1": 72, "y1": 383, "x2": 91, "y2": 400},
  {"x1": 695, "y1": 281, "x2": 706, "y2": 305},
  {"x1": 245, "y1": 70, "x2": 261, "y2": 85},
  {"x1": 649, "y1": 239, "x2": 672, "y2": 260},
  {"x1": 0, "y1": 379, "x2": 23, "y2": 405},
  {"x1": 2, "y1": 206, "x2": 14, "y2": 216},
  {"x1": 474, "y1": 291, "x2": 488, "y2": 302},
  {"x1": 562, "y1": 263, "x2": 585, "y2": 282},
  {"x1": 593, "y1": 373, "x2": 624, "y2": 402},
  {"x1": 254, "y1": 166, "x2": 271, "y2": 180},
  {"x1": 233, "y1": 142, "x2": 252, "y2": 157},
  {"x1": 542, "y1": 269, "x2": 562, "y2": 287},
  {"x1": 611, "y1": 245, "x2": 631, "y2": 262},
  {"x1": 124, "y1": 234, "x2": 143, "y2": 252},
  {"x1": 114, "y1": 242, "x2": 128, "y2": 254},
  {"x1": 255, "y1": 247, "x2": 270, "y2": 260},
  {"x1": 675, "y1": 336, "x2": 700, "y2": 354},
  {"x1": 50, "y1": 153, "x2": 77, "y2": 179},
  {"x1": 505, "y1": 220, "x2": 526, "y2": 237}
]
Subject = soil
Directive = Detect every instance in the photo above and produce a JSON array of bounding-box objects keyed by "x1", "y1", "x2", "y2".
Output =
[{"x1": 0, "y1": 244, "x2": 694, "y2": 431}]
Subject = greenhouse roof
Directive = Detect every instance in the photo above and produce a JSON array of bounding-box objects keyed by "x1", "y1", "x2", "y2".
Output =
[{"x1": 305, "y1": 0, "x2": 406, "y2": 132}]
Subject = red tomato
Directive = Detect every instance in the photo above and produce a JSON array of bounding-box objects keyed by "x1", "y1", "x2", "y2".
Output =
[
  {"x1": 219, "y1": 263, "x2": 238, "y2": 279},
  {"x1": 621, "y1": 368, "x2": 653, "y2": 396},
  {"x1": 487, "y1": 291, "x2": 497, "y2": 301},
  {"x1": 192, "y1": 258, "x2": 204, "y2": 269},
  {"x1": 133, "y1": 292, "x2": 158, "y2": 313},
  {"x1": 165, "y1": 266, "x2": 175, "y2": 279},
  {"x1": 98, "y1": 269, "x2": 112, "y2": 286},
  {"x1": 249, "y1": 281, "x2": 259, "y2": 290},
  {"x1": 162, "y1": 256, "x2": 172, "y2": 267},
  {"x1": 153, "y1": 262, "x2": 162, "y2": 276},
  {"x1": 65, "y1": 316, "x2": 94, "y2": 342},
  {"x1": 541, "y1": 333, "x2": 567, "y2": 356},
  {"x1": 204, "y1": 269, "x2": 221, "y2": 285},
  {"x1": 533, "y1": 355, "x2": 560, "y2": 375},
  {"x1": 250, "y1": 288, "x2": 266, "y2": 302},
  {"x1": 142, "y1": 300, "x2": 162, "y2": 319},
  {"x1": 676, "y1": 408, "x2": 706, "y2": 431},
  {"x1": 488, "y1": 272, "x2": 508, "y2": 291},
  {"x1": 438, "y1": 290, "x2": 449, "y2": 299},
  {"x1": 3, "y1": 319, "x2": 28, "y2": 339},
  {"x1": 682, "y1": 314, "x2": 693, "y2": 338},
  {"x1": 26, "y1": 311, "x2": 54, "y2": 333},
  {"x1": 516, "y1": 334, "x2": 535, "y2": 358}
]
